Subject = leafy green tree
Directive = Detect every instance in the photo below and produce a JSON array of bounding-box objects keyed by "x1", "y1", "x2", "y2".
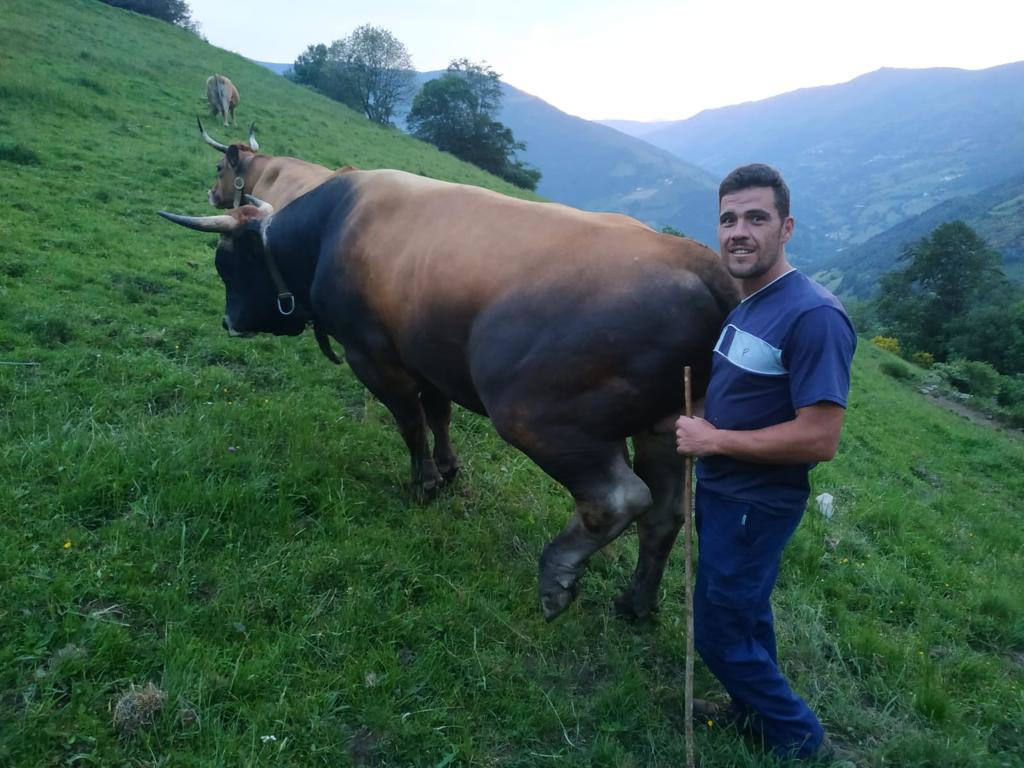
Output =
[
  {"x1": 876, "y1": 221, "x2": 1010, "y2": 361},
  {"x1": 407, "y1": 60, "x2": 540, "y2": 190},
  {"x1": 946, "y1": 300, "x2": 1024, "y2": 376},
  {"x1": 446, "y1": 58, "x2": 502, "y2": 114},
  {"x1": 289, "y1": 25, "x2": 414, "y2": 126},
  {"x1": 289, "y1": 43, "x2": 329, "y2": 91},
  {"x1": 99, "y1": 0, "x2": 197, "y2": 31},
  {"x1": 288, "y1": 43, "x2": 361, "y2": 109}
]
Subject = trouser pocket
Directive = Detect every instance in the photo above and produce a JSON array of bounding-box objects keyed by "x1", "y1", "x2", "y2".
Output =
[{"x1": 696, "y1": 489, "x2": 802, "y2": 610}]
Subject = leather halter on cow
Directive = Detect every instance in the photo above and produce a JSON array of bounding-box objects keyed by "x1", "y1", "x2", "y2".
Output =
[
  {"x1": 197, "y1": 118, "x2": 261, "y2": 207},
  {"x1": 160, "y1": 169, "x2": 740, "y2": 621}
]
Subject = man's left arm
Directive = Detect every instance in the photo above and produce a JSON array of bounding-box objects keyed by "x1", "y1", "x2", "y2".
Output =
[
  {"x1": 677, "y1": 305, "x2": 856, "y2": 463},
  {"x1": 675, "y1": 402, "x2": 844, "y2": 462}
]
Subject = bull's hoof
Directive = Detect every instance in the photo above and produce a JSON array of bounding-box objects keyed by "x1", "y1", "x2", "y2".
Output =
[
  {"x1": 540, "y1": 580, "x2": 579, "y2": 621},
  {"x1": 613, "y1": 590, "x2": 658, "y2": 622},
  {"x1": 538, "y1": 548, "x2": 583, "y2": 621},
  {"x1": 439, "y1": 463, "x2": 460, "y2": 484},
  {"x1": 411, "y1": 478, "x2": 442, "y2": 502}
]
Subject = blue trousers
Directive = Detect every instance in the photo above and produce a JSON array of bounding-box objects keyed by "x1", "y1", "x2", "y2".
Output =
[{"x1": 693, "y1": 486, "x2": 824, "y2": 758}]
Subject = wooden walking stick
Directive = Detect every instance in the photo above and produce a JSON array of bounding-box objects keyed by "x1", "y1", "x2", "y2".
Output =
[{"x1": 683, "y1": 365, "x2": 695, "y2": 768}]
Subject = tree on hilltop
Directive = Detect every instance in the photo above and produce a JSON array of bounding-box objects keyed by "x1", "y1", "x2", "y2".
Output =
[
  {"x1": 99, "y1": 0, "x2": 199, "y2": 33},
  {"x1": 407, "y1": 59, "x2": 540, "y2": 190},
  {"x1": 877, "y1": 220, "x2": 1012, "y2": 361},
  {"x1": 289, "y1": 25, "x2": 415, "y2": 126}
]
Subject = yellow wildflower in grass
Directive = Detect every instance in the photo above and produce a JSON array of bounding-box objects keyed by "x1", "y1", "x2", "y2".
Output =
[{"x1": 63, "y1": 540, "x2": 72, "y2": 549}]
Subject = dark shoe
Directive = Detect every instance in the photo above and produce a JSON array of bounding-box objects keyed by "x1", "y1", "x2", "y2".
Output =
[{"x1": 811, "y1": 734, "x2": 857, "y2": 766}]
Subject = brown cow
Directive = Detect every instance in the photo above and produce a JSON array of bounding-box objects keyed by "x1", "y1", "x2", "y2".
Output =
[
  {"x1": 206, "y1": 74, "x2": 239, "y2": 127},
  {"x1": 197, "y1": 119, "x2": 335, "y2": 210},
  {"x1": 159, "y1": 171, "x2": 740, "y2": 621}
]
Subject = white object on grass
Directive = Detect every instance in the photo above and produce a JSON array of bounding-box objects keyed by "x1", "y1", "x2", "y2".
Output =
[{"x1": 816, "y1": 493, "x2": 835, "y2": 519}]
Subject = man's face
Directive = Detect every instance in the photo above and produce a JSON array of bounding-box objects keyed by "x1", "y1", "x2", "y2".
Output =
[{"x1": 717, "y1": 186, "x2": 793, "y2": 282}]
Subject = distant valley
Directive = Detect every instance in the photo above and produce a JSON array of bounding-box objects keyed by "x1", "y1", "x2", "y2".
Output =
[
  {"x1": 606, "y1": 62, "x2": 1024, "y2": 287},
  {"x1": 259, "y1": 60, "x2": 1024, "y2": 294}
]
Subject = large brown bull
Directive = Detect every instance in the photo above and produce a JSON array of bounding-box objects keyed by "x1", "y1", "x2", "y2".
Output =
[
  {"x1": 197, "y1": 119, "x2": 335, "y2": 210},
  {"x1": 206, "y1": 74, "x2": 239, "y2": 127},
  {"x1": 159, "y1": 170, "x2": 740, "y2": 621}
]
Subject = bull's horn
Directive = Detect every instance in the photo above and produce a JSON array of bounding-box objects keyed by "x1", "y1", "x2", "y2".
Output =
[
  {"x1": 158, "y1": 210, "x2": 239, "y2": 233},
  {"x1": 196, "y1": 116, "x2": 228, "y2": 153},
  {"x1": 244, "y1": 195, "x2": 274, "y2": 215},
  {"x1": 248, "y1": 121, "x2": 260, "y2": 151}
]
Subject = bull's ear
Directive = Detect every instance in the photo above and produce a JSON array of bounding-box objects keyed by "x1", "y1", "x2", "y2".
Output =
[{"x1": 227, "y1": 144, "x2": 241, "y2": 169}]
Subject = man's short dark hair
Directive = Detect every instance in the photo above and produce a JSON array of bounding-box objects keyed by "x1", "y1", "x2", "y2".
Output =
[{"x1": 719, "y1": 164, "x2": 790, "y2": 220}]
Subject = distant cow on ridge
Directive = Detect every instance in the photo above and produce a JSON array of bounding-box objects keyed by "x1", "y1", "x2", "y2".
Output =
[{"x1": 206, "y1": 74, "x2": 239, "y2": 127}]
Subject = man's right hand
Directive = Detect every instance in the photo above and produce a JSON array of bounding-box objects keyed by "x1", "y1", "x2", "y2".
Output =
[{"x1": 675, "y1": 415, "x2": 719, "y2": 457}]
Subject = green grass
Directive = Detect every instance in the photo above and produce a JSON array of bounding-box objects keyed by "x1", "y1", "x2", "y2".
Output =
[{"x1": 1, "y1": 1, "x2": 1023, "y2": 766}]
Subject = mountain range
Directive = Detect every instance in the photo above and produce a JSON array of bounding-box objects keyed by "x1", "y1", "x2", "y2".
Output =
[
  {"x1": 614, "y1": 62, "x2": 1024, "y2": 281},
  {"x1": 815, "y1": 172, "x2": 1024, "y2": 297},
  {"x1": 258, "y1": 59, "x2": 1024, "y2": 295}
]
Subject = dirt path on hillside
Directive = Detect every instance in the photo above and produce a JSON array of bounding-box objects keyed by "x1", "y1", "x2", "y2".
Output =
[{"x1": 927, "y1": 393, "x2": 1020, "y2": 437}]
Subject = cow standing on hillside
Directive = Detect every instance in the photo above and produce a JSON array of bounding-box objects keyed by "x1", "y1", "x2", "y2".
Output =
[
  {"x1": 197, "y1": 119, "x2": 335, "y2": 210},
  {"x1": 159, "y1": 170, "x2": 740, "y2": 621},
  {"x1": 206, "y1": 74, "x2": 239, "y2": 127}
]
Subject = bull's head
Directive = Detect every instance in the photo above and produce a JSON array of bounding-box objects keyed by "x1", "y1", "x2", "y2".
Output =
[
  {"x1": 197, "y1": 118, "x2": 260, "y2": 208},
  {"x1": 158, "y1": 196, "x2": 310, "y2": 338}
]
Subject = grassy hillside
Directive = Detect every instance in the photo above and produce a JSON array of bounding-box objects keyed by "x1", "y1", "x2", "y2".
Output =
[{"x1": 1, "y1": 2, "x2": 1023, "y2": 767}]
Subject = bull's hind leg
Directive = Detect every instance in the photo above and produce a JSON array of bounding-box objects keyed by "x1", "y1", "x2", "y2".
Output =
[
  {"x1": 420, "y1": 383, "x2": 460, "y2": 482},
  {"x1": 344, "y1": 347, "x2": 443, "y2": 497},
  {"x1": 536, "y1": 449, "x2": 652, "y2": 620},
  {"x1": 614, "y1": 430, "x2": 685, "y2": 620},
  {"x1": 490, "y1": 419, "x2": 653, "y2": 620}
]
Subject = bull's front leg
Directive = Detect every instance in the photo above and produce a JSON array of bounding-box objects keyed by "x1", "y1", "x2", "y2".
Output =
[
  {"x1": 344, "y1": 348, "x2": 443, "y2": 498},
  {"x1": 420, "y1": 384, "x2": 460, "y2": 483}
]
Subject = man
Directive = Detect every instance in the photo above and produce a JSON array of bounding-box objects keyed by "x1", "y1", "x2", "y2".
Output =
[{"x1": 675, "y1": 164, "x2": 856, "y2": 759}]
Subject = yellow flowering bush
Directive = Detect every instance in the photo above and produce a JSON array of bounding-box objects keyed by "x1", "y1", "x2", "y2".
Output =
[
  {"x1": 911, "y1": 351, "x2": 935, "y2": 368},
  {"x1": 872, "y1": 335, "x2": 901, "y2": 355}
]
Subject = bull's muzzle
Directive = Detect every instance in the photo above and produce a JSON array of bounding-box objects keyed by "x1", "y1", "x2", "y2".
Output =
[{"x1": 222, "y1": 315, "x2": 253, "y2": 338}]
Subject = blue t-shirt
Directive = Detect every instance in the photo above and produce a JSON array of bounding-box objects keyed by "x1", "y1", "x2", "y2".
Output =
[{"x1": 697, "y1": 269, "x2": 856, "y2": 509}]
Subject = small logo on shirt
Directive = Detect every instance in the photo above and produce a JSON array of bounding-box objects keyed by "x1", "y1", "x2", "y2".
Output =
[{"x1": 714, "y1": 324, "x2": 786, "y2": 376}]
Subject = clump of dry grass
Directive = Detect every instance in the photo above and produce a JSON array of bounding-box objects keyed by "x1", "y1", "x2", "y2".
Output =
[{"x1": 111, "y1": 682, "x2": 167, "y2": 735}]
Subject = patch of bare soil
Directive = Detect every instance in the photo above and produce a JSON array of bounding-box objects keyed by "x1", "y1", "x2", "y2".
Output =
[
  {"x1": 928, "y1": 394, "x2": 997, "y2": 427},
  {"x1": 925, "y1": 393, "x2": 1020, "y2": 437}
]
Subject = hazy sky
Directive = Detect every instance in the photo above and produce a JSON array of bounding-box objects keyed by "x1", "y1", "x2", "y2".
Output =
[{"x1": 187, "y1": 0, "x2": 1023, "y2": 121}]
